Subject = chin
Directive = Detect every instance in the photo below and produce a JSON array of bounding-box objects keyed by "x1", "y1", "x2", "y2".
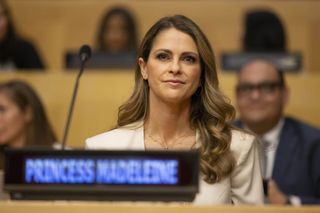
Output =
[
  {"x1": 243, "y1": 114, "x2": 268, "y2": 123},
  {"x1": 164, "y1": 98, "x2": 183, "y2": 104},
  {"x1": 243, "y1": 110, "x2": 266, "y2": 118},
  {"x1": 0, "y1": 140, "x2": 8, "y2": 145},
  {"x1": 0, "y1": 134, "x2": 11, "y2": 145},
  {"x1": 159, "y1": 93, "x2": 182, "y2": 102}
]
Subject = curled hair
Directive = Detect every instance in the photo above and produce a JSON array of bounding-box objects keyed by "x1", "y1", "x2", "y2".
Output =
[
  {"x1": 118, "y1": 15, "x2": 235, "y2": 183},
  {"x1": 0, "y1": 80, "x2": 56, "y2": 147}
]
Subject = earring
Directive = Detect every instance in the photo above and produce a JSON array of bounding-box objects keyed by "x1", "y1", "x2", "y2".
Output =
[{"x1": 142, "y1": 73, "x2": 147, "y2": 79}]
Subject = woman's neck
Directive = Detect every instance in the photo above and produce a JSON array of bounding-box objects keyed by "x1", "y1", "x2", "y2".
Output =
[{"x1": 145, "y1": 96, "x2": 193, "y2": 141}]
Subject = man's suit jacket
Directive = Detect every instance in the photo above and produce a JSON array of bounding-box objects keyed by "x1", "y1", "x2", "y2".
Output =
[
  {"x1": 86, "y1": 122, "x2": 264, "y2": 205},
  {"x1": 235, "y1": 117, "x2": 320, "y2": 204}
]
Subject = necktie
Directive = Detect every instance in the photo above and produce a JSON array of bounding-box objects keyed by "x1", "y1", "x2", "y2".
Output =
[{"x1": 261, "y1": 139, "x2": 272, "y2": 178}]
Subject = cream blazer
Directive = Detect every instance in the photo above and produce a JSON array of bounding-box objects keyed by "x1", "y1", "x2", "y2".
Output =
[{"x1": 86, "y1": 123, "x2": 264, "y2": 205}]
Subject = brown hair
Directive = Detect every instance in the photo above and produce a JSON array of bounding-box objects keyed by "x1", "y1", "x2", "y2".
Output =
[
  {"x1": 117, "y1": 15, "x2": 235, "y2": 184},
  {"x1": 0, "y1": 0, "x2": 17, "y2": 61},
  {"x1": 0, "y1": 80, "x2": 56, "y2": 147},
  {"x1": 96, "y1": 6, "x2": 138, "y2": 52}
]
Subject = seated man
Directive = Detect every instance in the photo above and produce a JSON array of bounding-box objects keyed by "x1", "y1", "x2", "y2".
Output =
[{"x1": 234, "y1": 59, "x2": 320, "y2": 205}]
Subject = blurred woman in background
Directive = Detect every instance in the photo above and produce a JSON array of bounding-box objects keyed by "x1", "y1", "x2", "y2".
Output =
[
  {"x1": 0, "y1": 0, "x2": 45, "y2": 71},
  {"x1": 95, "y1": 6, "x2": 138, "y2": 54},
  {"x1": 67, "y1": 6, "x2": 139, "y2": 69},
  {"x1": 0, "y1": 80, "x2": 57, "y2": 169}
]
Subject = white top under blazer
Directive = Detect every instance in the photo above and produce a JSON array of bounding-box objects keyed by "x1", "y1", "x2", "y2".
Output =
[{"x1": 85, "y1": 122, "x2": 264, "y2": 205}]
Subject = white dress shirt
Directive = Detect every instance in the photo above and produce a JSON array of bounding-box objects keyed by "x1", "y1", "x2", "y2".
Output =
[
  {"x1": 260, "y1": 119, "x2": 284, "y2": 179},
  {"x1": 259, "y1": 119, "x2": 301, "y2": 205}
]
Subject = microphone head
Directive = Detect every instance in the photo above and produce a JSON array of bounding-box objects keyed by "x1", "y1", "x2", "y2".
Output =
[{"x1": 79, "y1": 44, "x2": 92, "y2": 62}]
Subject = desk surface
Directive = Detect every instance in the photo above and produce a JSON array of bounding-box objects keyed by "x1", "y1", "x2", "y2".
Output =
[{"x1": 0, "y1": 201, "x2": 320, "y2": 213}]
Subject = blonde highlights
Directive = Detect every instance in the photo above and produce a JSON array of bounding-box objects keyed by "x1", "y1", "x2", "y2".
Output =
[{"x1": 118, "y1": 15, "x2": 235, "y2": 183}]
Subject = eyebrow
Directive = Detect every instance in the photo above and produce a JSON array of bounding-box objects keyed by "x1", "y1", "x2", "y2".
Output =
[
  {"x1": 238, "y1": 80, "x2": 281, "y2": 85},
  {"x1": 153, "y1": 49, "x2": 199, "y2": 56}
]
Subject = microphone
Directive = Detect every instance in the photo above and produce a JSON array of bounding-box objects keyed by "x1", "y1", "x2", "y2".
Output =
[
  {"x1": 61, "y1": 45, "x2": 91, "y2": 149},
  {"x1": 79, "y1": 45, "x2": 91, "y2": 63}
]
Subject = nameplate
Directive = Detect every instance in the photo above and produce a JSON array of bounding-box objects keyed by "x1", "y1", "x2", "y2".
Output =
[
  {"x1": 221, "y1": 52, "x2": 303, "y2": 72},
  {"x1": 24, "y1": 158, "x2": 179, "y2": 185},
  {"x1": 4, "y1": 149, "x2": 199, "y2": 201}
]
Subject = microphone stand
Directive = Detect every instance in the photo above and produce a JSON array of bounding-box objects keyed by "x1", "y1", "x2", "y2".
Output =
[{"x1": 61, "y1": 60, "x2": 86, "y2": 149}]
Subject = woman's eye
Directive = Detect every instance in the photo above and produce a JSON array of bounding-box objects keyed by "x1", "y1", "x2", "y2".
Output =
[
  {"x1": 183, "y1": 55, "x2": 196, "y2": 63},
  {"x1": 156, "y1": 53, "x2": 170, "y2": 61}
]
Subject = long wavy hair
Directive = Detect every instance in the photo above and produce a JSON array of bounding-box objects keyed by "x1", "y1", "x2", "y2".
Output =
[
  {"x1": 117, "y1": 15, "x2": 235, "y2": 184},
  {"x1": 0, "y1": 80, "x2": 56, "y2": 147}
]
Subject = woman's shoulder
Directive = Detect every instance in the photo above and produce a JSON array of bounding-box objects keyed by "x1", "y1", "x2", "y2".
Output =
[
  {"x1": 230, "y1": 129, "x2": 258, "y2": 163},
  {"x1": 85, "y1": 121, "x2": 144, "y2": 150},
  {"x1": 85, "y1": 128, "x2": 135, "y2": 149},
  {"x1": 13, "y1": 38, "x2": 37, "y2": 51}
]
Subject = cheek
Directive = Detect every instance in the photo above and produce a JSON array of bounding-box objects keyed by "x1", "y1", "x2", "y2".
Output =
[
  {"x1": 0, "y1": 18, "x2": 7, "y2": 39},
  {"x1": 2, "y1": 110, "x2": 27, "y2": 134},
  {"x1": 189, "y1": 67, "x2": 201, "y2": 86},
  {"x1": 265, "y1": 95, "x2": 283, "y2": 107},
  {"x1": 146, "y1": 62, "x2": 166, "y2": 80},
  {"x1": 236, "y1": 97, "x2": 250, "y2": 110},
  {"x1": 194, "y1": 70, "x2": 201, "y2": 83},
  {"x1": 118, "y1": 32, "x2": 129, "y2": 43},
  {"x1": 104, "y1": 32, "x2": 115, "y2": 44},
  {"x1": 0, "y1": 15, "x2": 7, "y2": 28},
  {"x1": 267, "y1": 97, "x2": 284, "y2": 112}
]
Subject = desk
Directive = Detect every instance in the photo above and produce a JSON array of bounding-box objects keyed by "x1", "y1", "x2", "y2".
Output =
[{"x1": 0, "y1": 201, "x2": 319, "y2": 213}]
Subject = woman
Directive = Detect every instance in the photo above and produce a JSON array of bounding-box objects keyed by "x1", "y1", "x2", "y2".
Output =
[
  {"x1": 0, "y1": 0, "x2": 44, "y2": 70},
  {"x1": 0, "y1": 80, "x2": 57, "y2": 169},
  {"x1": 86, "y1": 15, "x2": 263, "y2": 205},
  {"x1": 96, "y1": 6, "x2": 138, "y2": 53}
]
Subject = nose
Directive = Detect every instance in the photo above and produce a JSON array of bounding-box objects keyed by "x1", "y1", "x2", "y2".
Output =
[
  {"x1": 169, "y1": 58, "x2": 181, "y2": 74},
  {"x1": 250, "y1": 89, "x2": 261, "y2": 100}
]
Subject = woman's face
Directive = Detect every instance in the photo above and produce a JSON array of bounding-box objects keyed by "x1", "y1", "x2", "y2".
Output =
[
  {"x1": 103, "y1": 14, "x2": 129, "y2": 52},
  {"x1": 0, "y1": 92, "x2": 30, "y2": 147},
  {"x1": 0, "y1": 3, "x2": 8, "y2": 42},
  {"x1": 139, "y1": 28, "x2": 201, "y2": 104}
]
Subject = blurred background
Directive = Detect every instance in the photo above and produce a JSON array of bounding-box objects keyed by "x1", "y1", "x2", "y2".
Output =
[{"x1": 1, "y1": 0, "x2": 319, "y2": 148}]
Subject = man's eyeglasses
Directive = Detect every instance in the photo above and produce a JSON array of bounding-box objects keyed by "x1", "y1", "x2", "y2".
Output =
[{"x1": 236, "y1": 81, "x2": 283, "y2": 96}]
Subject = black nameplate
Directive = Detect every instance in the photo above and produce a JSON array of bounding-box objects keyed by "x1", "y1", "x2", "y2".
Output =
[
  {"x1": 4, "y1": 149, "x2": 199, "y2": 202},
  {"x1": 221, "y1": 52, "x2": 303, "y2": 72}
]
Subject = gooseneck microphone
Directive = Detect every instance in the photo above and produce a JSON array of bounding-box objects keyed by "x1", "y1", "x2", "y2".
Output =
[
  {"x1": 79, "y1": 45, "x2": 91, "y2": 63},
  {"x1": 61, "y1": 45, "x2": 91, "y2": 149}
]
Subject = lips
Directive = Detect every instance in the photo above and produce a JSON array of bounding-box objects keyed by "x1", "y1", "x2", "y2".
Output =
[{"x1": 164, "y1": 79, "x2": 185, "y2": 84}]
